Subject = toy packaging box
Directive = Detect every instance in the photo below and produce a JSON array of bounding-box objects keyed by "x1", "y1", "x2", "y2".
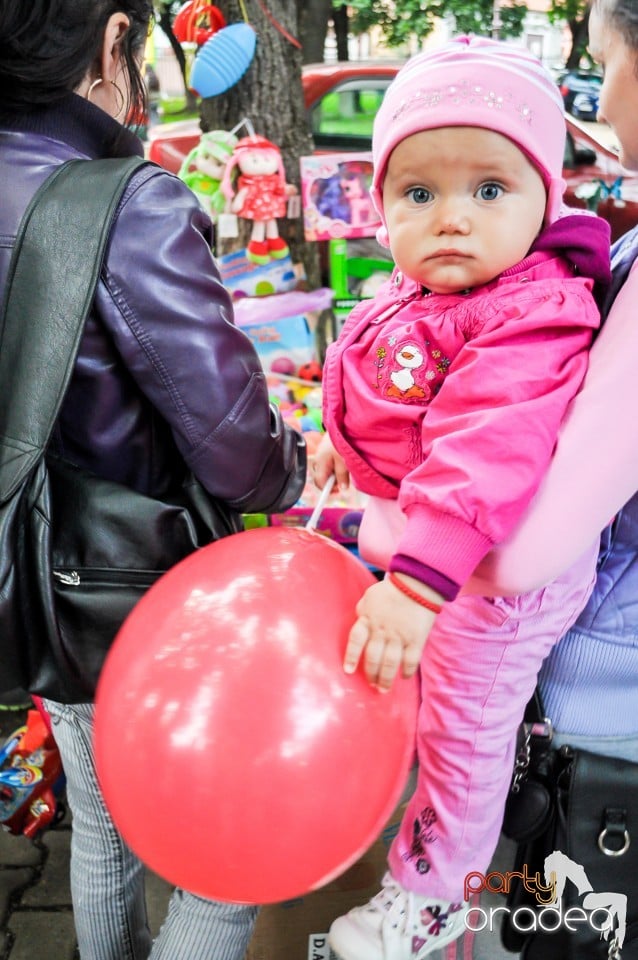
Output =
[
  {"x1": 217, "y1": 248, "x2": 297, "y2": 298},
  {"x1": 328, "y1": 236, "x2": 394, "y2": 329},
  {"x1": 232, "y1": 289, "x2": 335, "y2": 377},
  {"x1": 238, "y1": 313, "x2": 315, "y2": 375},
  {"x1": 300, "y1": 153, "x2": 381, "y2": 242},
  {"x1": 244, "y1": 800, "x2": 407, "y2": 960}
]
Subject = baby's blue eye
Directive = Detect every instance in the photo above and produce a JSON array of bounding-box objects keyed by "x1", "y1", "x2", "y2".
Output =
[
  {"x1": 478, "y1": 183, "x2": 504, "y2": 201},
  {"x1": 406, "y1": 186, "x2": 432, "y2": 204}
]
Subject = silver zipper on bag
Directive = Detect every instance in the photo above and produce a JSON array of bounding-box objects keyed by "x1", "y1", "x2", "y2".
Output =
[{"x1": 53, "y1": 570, "x2": 81, "y2": 586}]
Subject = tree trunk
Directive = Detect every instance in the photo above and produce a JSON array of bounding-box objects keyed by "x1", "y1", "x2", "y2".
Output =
[
  {"x1": 333, "y1": 5, "x2": 349, "y2": 61},
  {"x1": 297, "y1": 0, "x2": 333, "y2": 64},
  {"x1": 565, "y1": 9, "x2": 590, "y2": 71},
  {"x1": 199, "y1": 0, "x2": 319, "y2": 286}
]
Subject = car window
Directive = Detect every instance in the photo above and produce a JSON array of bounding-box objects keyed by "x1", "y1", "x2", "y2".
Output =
[{"x1": 309, "y1": 79, "x2": 393, "y2": 150}]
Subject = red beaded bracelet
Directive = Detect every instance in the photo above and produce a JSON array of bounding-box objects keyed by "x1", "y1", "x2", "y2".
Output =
[{"x1": 387, "y1": 572, "x2": 444, "y2": 614}]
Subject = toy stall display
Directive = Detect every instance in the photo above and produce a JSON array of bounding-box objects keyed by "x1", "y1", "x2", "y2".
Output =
[
  {"x1": 233, "y1": 286, "x2": 332, "y2": 377},
  {"x1": 300, "y1": 153, "x2": 381, "y2": 242},
  {"x1": 329, "y1": 236, "x2": 394, "y2": 329},
  {"x1": 245, "y1": 368, "x2": 367, "y2": 547},
  {"x1": 217, "y1": 246, "x2": 298, "y2": 298},
  {"x1": 176, "y1": 118, "x2": 302, "y2": 278},
  {"x1": 268, "y1": 463, "x2": 367, "y2": 546},
  {"x1": 220, "y1": 134, "x2": 299, "y2": 265},
  {"x1": 234, "y1": 287, "x2": 368, "y2": 547},
  {"x1": 0, "y1": 708, "x2": 65, "y2": 839},
  {"x1": 178, "y1": 129, "x2": 238, "y2": 220}
]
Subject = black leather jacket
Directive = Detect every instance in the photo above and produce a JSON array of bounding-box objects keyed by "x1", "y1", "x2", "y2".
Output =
[{"x1": 0, "y1": 94, "x2": 305, "y2": 516}]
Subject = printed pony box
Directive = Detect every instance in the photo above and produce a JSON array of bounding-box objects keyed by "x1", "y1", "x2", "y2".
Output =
[{"x1": 300, "y1": 153, "x2": 381, "y2": 242}]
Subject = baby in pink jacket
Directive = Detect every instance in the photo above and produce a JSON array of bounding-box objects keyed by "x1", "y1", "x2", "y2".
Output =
[{"x1": 314, "y1": 36, "x2": 611, "y2": 960}]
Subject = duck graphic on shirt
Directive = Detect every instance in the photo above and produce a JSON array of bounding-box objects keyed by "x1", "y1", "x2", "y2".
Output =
[{"x1": 386, "y1": 342, "x2": 429, "y2": 400}]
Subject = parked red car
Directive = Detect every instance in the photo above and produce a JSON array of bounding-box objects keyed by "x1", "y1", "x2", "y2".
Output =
[{"x1": 148, "y1": 60, "x2": 638, "y2": 242}]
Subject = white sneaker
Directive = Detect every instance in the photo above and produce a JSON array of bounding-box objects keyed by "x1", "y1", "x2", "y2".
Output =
[{"x1": 328, "y1": 872, "x2": 469, "y2": 960}]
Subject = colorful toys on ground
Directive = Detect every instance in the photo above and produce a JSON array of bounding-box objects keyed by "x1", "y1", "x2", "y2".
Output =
[{"x1": 0, "y1": 708, "x2": 65, "y2": 839}]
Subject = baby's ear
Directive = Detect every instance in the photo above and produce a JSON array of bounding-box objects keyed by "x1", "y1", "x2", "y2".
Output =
[{"x1": 376, "y1": 225, "x2": 390, "y2": 248}]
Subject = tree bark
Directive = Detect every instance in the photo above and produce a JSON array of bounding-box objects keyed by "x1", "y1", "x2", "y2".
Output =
[
  {"x1": 199, "y1": 0, "x2": 319, "y2": 286},
  {"x1": 565, "y1": 8, "x2": 590, "y2": 70},
  {"x1": 333, "y1": 5, "x2": 349, "y2": 61},
  {"x1": 297, "y1": 0, "x2": 333, "y2": 64}
]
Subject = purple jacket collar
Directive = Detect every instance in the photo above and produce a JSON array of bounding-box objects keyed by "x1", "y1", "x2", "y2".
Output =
[{"x1": 1, "y1": 92, "x2": 144, "y2": 160}]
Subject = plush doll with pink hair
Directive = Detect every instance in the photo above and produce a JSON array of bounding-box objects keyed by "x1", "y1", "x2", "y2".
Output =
[{"x1": 221, "y1": 134, "x2": 297, "y2": 265}]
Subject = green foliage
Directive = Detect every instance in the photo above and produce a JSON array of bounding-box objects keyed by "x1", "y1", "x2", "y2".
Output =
[
  {"x1": 546, "y1": 0, "x2": 586, "y2": 26},
  {"x1": 547, "y1": 0, "x2": 589, "y2": 66},
  {"x1": 348, "y1": 0, "x2": 439, "y2": 48},
  {"x1": 348, "y1": 0, "x2": 528, "y2": 46},
  {"x1": 496, "y1": 3, "x2": 527, "y2": 36}
]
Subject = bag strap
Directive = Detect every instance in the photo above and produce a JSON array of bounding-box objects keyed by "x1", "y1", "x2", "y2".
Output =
[
  {"x1": 0, "y1": 156, "x2": 148, "y2": 502},
  {"x1": 523, "y1": 686, "x2": 547, "y2": 725}
]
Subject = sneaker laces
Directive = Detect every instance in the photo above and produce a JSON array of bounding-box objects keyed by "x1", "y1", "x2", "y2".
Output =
[
  {"x1": 362, "y1": 873, "x2": 467, "y2": 939},
  {"x1": 362, "y1": 873, "x2": 425, "y2": 934}
]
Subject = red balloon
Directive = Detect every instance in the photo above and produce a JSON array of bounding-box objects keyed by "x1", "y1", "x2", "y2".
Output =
[{"x1": 94, "y1": 526, "x2": 418, "y2": 904}]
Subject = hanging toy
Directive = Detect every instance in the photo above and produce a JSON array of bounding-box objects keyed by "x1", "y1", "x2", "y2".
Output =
[
  {"x1": 189, "y1": 22, "x2": 257, "y2": 98},
  {"x1": 221, "y1": 135, "x2": 298, "y2": 265},
  {"x1": 173, "y1": 1, "x2": 226, "y2": 46},
  {"x1": 178, "y1": 130, "x2": 238, "y2": 220}
]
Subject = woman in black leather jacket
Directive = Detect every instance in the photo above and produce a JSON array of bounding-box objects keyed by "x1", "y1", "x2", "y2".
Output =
[{"x1": 0, "y1": 2, "x2": 305, "y2": 957}]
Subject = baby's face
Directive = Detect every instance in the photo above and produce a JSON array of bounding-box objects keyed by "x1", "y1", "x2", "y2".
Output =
[{"x1": 382, "y1": 127, "x2": 546, "y2": 294}]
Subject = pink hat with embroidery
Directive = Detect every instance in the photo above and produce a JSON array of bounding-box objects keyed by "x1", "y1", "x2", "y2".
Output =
[{"x1": 371, "y1": 35, "x2": 567, "y2": 245}]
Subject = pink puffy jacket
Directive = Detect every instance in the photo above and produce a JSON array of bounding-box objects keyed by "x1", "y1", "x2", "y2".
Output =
[{"x1": 322, "y1": 251, "x2": 601, "y2": 586}]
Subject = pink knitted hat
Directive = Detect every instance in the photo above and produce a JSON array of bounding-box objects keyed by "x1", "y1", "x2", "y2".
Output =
[{"x1": 371, "y1": 35, "x2": 567, "y2": 245}]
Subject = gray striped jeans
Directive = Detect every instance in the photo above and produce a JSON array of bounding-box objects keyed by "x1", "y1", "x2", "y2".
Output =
[{"x1": 43, "y1": 700, "x2": 258, "y2": 960}]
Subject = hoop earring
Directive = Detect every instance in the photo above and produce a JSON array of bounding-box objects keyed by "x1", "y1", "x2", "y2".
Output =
[
  {"x1": 110, "y1": 79, "x2": 126, "y2": 117},
  {"x1": 86, "y1": 77, "x2": 103, "y2": 102}
]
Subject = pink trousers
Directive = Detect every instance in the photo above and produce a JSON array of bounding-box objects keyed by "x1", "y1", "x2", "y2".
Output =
[{"x1": 388, "y1": 541, "x2": 599, "y2": 901}]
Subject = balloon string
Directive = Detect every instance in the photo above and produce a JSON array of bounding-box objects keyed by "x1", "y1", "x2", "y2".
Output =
[
  {"x1": 238, "y1": 0, "x2": 250, "y2": 23},
  {"x1": 305, "y1": 474, "x2": 336, "y2": 531},
  {"x1": 253, "y1": 0, "x2": 302, "y2": 48}
]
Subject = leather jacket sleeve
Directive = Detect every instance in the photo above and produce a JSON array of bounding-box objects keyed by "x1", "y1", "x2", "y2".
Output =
[{"x1": 95, "y1": 166, "x2": 306, "y2": 514}]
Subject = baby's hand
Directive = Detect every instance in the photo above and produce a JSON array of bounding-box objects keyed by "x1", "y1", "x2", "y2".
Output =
[
  {"x1": 344, "y1": 576, "x2": 442, "y2": 691},
  {"x1": 311, "y1": 434, "x2": 349, "y2": 491}
]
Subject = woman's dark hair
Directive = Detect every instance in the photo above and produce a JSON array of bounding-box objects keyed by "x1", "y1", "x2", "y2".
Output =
[
  {"x1": 0, "y1": 0, "x2": 153, "y2": 120},
  {"x1": 596, "y1": 0, "x2": 638, "y2": 56}
]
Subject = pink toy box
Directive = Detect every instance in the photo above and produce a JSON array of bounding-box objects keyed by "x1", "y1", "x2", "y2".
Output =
[{"x1": 300, "y1": 153, "x2": 381, "y2": 242}]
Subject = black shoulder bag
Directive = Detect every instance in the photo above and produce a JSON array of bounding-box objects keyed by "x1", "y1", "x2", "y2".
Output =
[
  {"x1": 0, "y1": 158, "x2": 241, "y2": 704},
  {"x1": 500, "y1": 690, "x2": 638, "y2": 958}
]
